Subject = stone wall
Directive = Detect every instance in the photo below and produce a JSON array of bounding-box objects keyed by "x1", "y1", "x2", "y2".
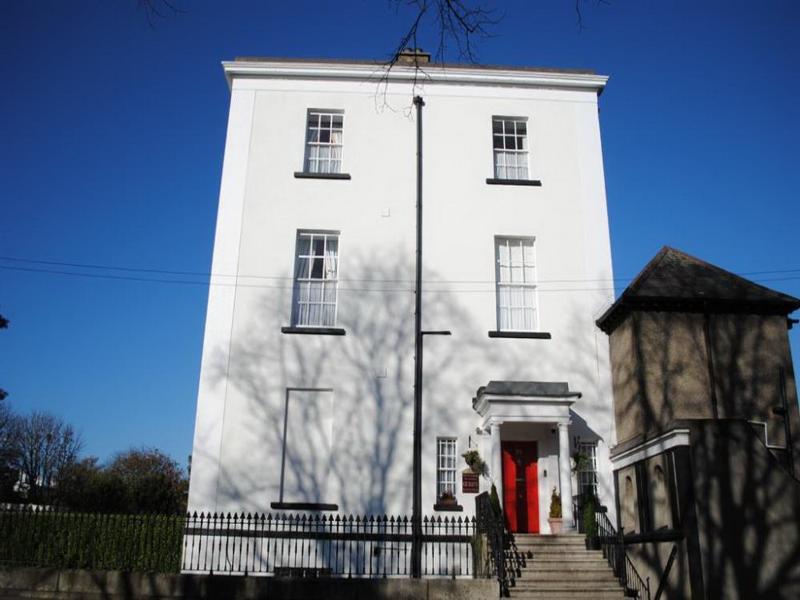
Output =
[{"x1": 0, "y1": 568, "x2": 497, "y2": 600}]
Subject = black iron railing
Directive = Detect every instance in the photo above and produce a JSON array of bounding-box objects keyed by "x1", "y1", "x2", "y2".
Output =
[
  {"x1": 0, "y1": 507, "x2": 476, "y2": 578},
  {"x1": 592, "y1": 510, "x2": 651, "y2": 600},
  {"x1": 182, "y1": 512, "x2": 475, "y2": 577},
  {"x1": 475, "y1": 492, "x2": 513, "y2": 596}
]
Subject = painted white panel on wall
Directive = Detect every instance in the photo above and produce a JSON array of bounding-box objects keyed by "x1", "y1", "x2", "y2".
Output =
[{"x1": 281, "y1": 389, "x2": 334, "y2": 503}]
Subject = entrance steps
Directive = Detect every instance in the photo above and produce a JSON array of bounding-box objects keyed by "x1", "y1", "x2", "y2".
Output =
[{"x1": 506, "y1": 534, "x2": 626, "y2": 600}]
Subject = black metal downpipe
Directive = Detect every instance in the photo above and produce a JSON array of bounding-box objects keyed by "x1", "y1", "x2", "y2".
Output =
[{"x1": 411, "y1": 94, "x2": 425, "y2": 579}]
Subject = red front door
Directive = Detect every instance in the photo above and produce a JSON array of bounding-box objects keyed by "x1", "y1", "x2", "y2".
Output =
[{"x1": 502, "y1": 441, "x2": 540, "y2": 533}]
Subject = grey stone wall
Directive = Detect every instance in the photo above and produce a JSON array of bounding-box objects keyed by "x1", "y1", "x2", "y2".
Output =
[{"x1": 0, "y1": 568, "x2": 498, "y2": 600}]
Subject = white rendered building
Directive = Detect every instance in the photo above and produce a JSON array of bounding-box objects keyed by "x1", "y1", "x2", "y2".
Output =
[{"x1": 188, "y1": 52, "x2": 616, "y2": 535}]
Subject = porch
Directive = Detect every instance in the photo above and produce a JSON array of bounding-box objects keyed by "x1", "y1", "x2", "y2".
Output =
[{"x1": 473, "y1": 381, "x2": 581, "y2": 534}]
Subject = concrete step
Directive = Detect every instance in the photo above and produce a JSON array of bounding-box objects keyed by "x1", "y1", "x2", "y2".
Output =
[
  {"x1": 516, "y1": 546, "x2": 603, "y2": 558},
  {"x1": 518, "y1": 570, "x2": 618, "y2": 582},
  {"x1": 510, "y1": 592, "x2": 625, "y2": 600},
  {"x1": 513, "y1": 534, "x2": 585, "y2": 543},
  {"x1": 512, "y1": 544, "x2": 593, "y2": 552},
  {"x1": 517, "y1": 562, "x2": 614, "y2": 572},
  {"x1": 512, "y1": 555, "x2": 609, "y2": 564},
  {"x1": 512, "y1": 580, "x2": 624, "y2": 591}
]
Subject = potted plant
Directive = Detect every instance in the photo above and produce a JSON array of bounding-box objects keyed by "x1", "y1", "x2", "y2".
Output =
[
  {"x1": 548, "y1": 487, "x2": 563, "y2": 535},
  {"x1": 572, "y1": 450, "x2": 590, "y2": 473},
  {"x1": 438, "y1": 489, "x2": 457, "y2": 506},
  {"x1": 462, "y1": 449, "x2": 487, "y2": 476}
]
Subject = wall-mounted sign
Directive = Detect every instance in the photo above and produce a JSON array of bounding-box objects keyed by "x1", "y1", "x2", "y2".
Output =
[{"x1": 462, "y1": 472, "x2": 480, "y2": 494}]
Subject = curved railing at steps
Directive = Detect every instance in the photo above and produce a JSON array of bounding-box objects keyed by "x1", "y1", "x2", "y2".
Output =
[
  {"x1": 475, "y1": 492, "x2": 516, "y2": 597},
  {"x1": 587, "y1": 508, "x2": 652, "y2": 600}
]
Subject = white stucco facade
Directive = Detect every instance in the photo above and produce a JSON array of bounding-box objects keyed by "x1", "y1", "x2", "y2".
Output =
[{"x1": 188, "y1": 57, "x2": 617, "y2": 534}]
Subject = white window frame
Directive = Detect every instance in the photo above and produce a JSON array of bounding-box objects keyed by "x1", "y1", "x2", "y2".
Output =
[
  {"x1": 436, "y1": 438, "x2": 457, "y2": 500},
  {"x1": 495, "y1": 236, "x2": 539, "y2": 331},
  {"x1": 292, "y1": 230, "x2": 340, "y2": 327},
  {"x1": 304, "y1": 110, "x2": 344, "y2": 174},
  {"x1": 577, "y1": 441, "x2": 599, "y2": 497},
  {"x1": 492, "y1": 116, "x2": 529, "y2": 180}
]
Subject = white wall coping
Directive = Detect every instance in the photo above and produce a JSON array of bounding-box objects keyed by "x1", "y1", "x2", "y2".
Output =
[
  {"x1": 222, "y1": 60, "x2": 609, "y2": 92},
  {"x1": 610, "y1": 429, "x2": 691, "y2": 471}
]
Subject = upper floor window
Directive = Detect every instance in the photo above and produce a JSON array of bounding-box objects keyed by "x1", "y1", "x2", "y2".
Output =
[
  {"x1": 304, "y1": 111, "x2": 343, "y2": 174},
  {"x1": 492, "y1": 117, "x2": 529, "y2": 180},
  {"x1": 495, "y1": 236, "x2": 538, "y2": 331},
  {"x1": 292, "y1": 231, "x2": 339, "y2": 327}
]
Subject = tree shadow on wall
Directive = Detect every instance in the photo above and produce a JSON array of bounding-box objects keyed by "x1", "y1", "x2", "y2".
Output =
[
  {"x1": 613, "y1": 309, "x2": 800, "y2": 599},
  {"x1": 201, "y1": 247, "x2": 535, "y2": 517}
]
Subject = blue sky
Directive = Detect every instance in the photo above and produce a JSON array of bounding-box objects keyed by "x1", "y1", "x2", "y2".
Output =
[{"x1": 1, "y1": 0, "x2": 798, "y2": 466}]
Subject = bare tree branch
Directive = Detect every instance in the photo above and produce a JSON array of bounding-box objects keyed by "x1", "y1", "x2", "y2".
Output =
[
  {"x1": 375, "y1": 1, "x2": 500, "y2": 112},
  {"x1": 137, "y1": 0, "x2": 185, "y2": 29},
  {"x1": 575, "y1": 0, "x2": 610, "y2": 32},
  {"x1": 9, "y1": 412, "x2": 82, "y2": 502},
  {"x1": 390, "y1": 0, "x2": 500, "y2": 66}
]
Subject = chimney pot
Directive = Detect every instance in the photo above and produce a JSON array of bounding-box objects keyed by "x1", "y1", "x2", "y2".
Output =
[{"x1": 396, "y1": 48, "x2": 431, "y2": 66}]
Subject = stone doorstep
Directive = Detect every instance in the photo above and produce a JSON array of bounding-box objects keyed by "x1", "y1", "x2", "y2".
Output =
[{"x1": 513, "y1": 533, "x2": 586, "y2": 544}]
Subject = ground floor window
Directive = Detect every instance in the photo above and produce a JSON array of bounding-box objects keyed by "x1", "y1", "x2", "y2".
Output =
[
  {"x1": 436, "y1": 438, "x2": 457, "y2": 499},
  {"x1": 577, "y1": 441, "x2": 598, "y2": 497}
]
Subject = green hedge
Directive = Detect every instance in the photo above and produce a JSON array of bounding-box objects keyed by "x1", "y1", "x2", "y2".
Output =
[{"x1": 0, "y1": 509, "x2": 184, "y2": 573}]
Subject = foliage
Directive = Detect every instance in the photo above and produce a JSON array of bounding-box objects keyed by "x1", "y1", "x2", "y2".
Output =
[
  {"x1": 0, "y1": 401, "x2": 15, "y2": 500},
  {"x1": 0, "y1": 507, "x2": 183, "y2": 572},
  {"x1": 108, "y1": 448, "x2": 188, "y2": 514},
  {"x1": 58, "y1": 448, "x2": 188, "y2": 514},
  {"x1": 56, "y1": 458, "x2": 126, "y2": 512},
  {"x1": 438, "y1": 489, "x2": 456, "y2": 503},
  {"x1": 549, "y1": 487, "x2": 562, "y2": 519},
  {"x1": 582, "y1": 491, "x2": 598, "y2": 542},
  {"x1": 461, "y1": 449, "x2": 488, "y2": 476},
  {"x1": 572, "y1": 450, "x2": 590, "y2": 473},
  {"x1": 489, "y1": 483, "x2": 502, "y2": 517}
]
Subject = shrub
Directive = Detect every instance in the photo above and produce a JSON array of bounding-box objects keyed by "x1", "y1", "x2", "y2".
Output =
[
  {"x1": 583, "y1": 492, "x2": 597, "y2": 541},
  {"x1": 489, "y1": 483, "x2": 502, "y2": 517},
  {"x1": 549, "y1": 487, "x2": 562, "y2": 519}
]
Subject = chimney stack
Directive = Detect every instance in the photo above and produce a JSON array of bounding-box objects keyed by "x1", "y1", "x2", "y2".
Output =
[{"x1": 396, "y1": 48, "x2": 431, "y2": 66}]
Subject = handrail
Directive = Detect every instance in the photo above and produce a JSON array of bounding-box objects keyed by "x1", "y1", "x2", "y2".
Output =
[
  {"x1": 475, "y1": 492, "x2": 513, "y2": 597},
  {"x1": 590, "y1": 510, "x2": 651, "y2": 600},
  {"x1": 653, "y1": 544, "x2": 678, "y2": 600}
]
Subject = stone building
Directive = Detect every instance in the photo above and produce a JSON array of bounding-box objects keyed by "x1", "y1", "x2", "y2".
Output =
[{"x1": 597, "y1": 246, "x2": 800, "y2": 599}]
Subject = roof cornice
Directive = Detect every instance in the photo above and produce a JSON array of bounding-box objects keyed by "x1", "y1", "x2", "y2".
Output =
[{"x1": 221, "y1": 60, "x2": 609, "y2": 93}]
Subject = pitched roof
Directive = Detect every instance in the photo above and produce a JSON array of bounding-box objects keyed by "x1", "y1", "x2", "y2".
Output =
[{"x1": 596, "y1": 246, "x2": 800, "y2": 334}]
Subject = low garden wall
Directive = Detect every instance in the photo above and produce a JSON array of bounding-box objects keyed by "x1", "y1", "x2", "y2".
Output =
[{"x1": 0, "y1": 568, "x2": 497, "y2": 600}]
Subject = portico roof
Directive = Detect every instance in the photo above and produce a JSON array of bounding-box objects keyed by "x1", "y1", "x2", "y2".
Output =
[{"x1": 473, "y1": 381, "x2": 580, "y2": 427}]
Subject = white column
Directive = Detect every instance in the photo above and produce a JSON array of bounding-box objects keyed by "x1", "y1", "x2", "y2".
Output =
[
  {"x1": 558, "y1": 421, "x2": 574, "y2": 531},
  {"x1": 490, "y1": 422, "x2": 503, "y2": 506}
]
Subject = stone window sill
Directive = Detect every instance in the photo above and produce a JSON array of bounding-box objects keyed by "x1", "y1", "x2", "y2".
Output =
[
  {"x1": 294, "y1": 172, "x2": 351, "y2": 180},
  {"x1": 486, "y1": 178, "x2": 542, "y2": 187},
  {"x1": 488, "y1": 331, "x2": 552, "y2": 339},
  {"x1": 433, "y1": 503, "x2": 464, "y2": 512},
  {"x1": 281, "y1": 326, "x2": 346, "y2": 336},
  {"x1": 270, "y1": 502, "x2": 338, "y2": 511}
]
